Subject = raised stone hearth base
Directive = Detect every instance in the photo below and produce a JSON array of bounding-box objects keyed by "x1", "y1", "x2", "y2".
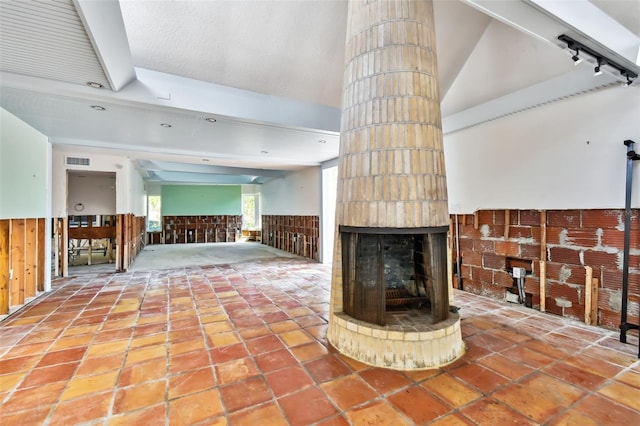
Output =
[{"x1": 328, "y1": 313, "x2": 464, "y2": 370}]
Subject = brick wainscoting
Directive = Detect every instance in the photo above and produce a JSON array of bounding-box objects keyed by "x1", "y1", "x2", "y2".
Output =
[
  {"x1": 455, "y1": 209, "x2": 639, "y2": 329},
  {"x1": 161, "y1": 215, "x2": 242, "y2": 244},
  {"x1": 262, "y1": 215, "x2": 319, "y2": 261}
]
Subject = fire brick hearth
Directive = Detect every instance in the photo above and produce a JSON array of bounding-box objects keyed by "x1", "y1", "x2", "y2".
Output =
[{"x1": 327, "y1": 0, "x2": 464, "y2": 370}]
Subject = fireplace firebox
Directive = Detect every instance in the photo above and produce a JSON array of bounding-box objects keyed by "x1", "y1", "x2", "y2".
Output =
[{"x1": 341, "y1": 226, "x2": 449, "y2": 326}]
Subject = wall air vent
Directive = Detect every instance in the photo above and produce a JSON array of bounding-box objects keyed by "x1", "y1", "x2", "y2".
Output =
[{"x1": 65, "y1": 156, "x2": 90, "y2": 166}]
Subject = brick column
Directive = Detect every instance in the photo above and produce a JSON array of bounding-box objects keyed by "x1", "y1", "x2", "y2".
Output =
[
  {"x1": 330, "y1": 0, "x2": 448, "y2": 314},
  {"x1": 337, "y1": 0, "x2": 447, "y2": 229}
]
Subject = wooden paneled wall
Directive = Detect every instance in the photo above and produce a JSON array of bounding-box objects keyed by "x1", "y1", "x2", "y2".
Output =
[{"x1": 0, "y1": 218, "x2": 46, "y2": 316}]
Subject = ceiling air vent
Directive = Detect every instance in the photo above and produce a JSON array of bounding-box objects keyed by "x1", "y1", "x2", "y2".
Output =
[{"x1": 65, "y1": 156, "x2": 90, "y2": 166}]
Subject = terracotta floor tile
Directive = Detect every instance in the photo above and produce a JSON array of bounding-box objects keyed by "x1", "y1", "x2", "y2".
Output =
[
  {"x1": 210, "y1": 343, "x2": 249, "y2": 363},
  {"x1": 304, "y1": 355, "x2": 352, "y2": 383},
  {"x1": 548, "y1": 409, "x2": 599, "y2": 426},
  {"x1": 461, "y1": 398, "x2": 537, "y2": 425},
  {"x1": 246, "y1": 335, "x2": 285, "y2": 355},
  {"x1": 265, "y1": 365, "x2": 314, "y2": 397},
  {"x1": 48, "y1": 390, "x2": 111, "y2": 426},
  {"x1": 2, "y1": 342, "x2": 50, "y2": 358},
  {"x1": 345, "y1": 400, "x2": 411, "y2": 425},
  {"x1": 279, "y1": 330, "x2": 314, "y2": 347},
  {"x1": 86, "y1": 339, "x2": 129, "y2": 358},
  {"x1": 130, "y1": 333, "x2": 167, "y2": 349},
  {"x1": 616, "y1": 370, "x2": 640, "y2": 389},
  {"x1": 114, "y1": 380, "x2": 167, "y2": 414},
  {"x1": 216, "y1": 357, "x2": 260, "y2": 385},
  {"x1": 108, "y1": 403, "x2": 167, "y2": 426},
  {"x1": 169, "y1": 327, "x2": 203, "y2": 342},
  {"x1": 388, "y1": 385, "x2": 451, "y2": 423},
  {"x1": 169, "y1": 389, "x2": 224, "y2": 426},
  {"x1": 0, "y1": 372, "x2": 25, "y2": 392},
  {"x1": 0, "y1": 406, "x2": 51, "y2": 426},
  {"x1": 60, "y1": 371, "x2": 119, "y2": 401},
  {"x1": 278, "y1": 387, "x2": 338, "y2": 426},
  {"x1": 238, "y1": 325, "x2": 272, "y2": 339},
  {"x1": 521, "y1": 338, "x2": 569, "y2": 359},
  {"x1": 422, "y1": 372, "x2": 482, "y2": 408},
  {"x1": 228, "y1": 402, "x2": 288, "y2": 426},
  {"x1": 0, "y1": 354, "x2": 42, "y2": 374},
  {"x1": 477, "y1": 353, "x2": 535, "y2": 380},
  {"x1": 126, "y1": 344, "x2": 167, "y2": 366},
  {"x1": 76, "y1": 352, "x2": 125, "y2": 377},
  {"x1": 429, "y1": 413, "x2": 476, "y2": 426},
  {"x1": 467, "y1": 332, "x2": 515, "y2": 352},
  {"x1": 1, "y1": 381, "x2": 66, "y2": 413},
  {"x1": 119, "y1": 358, "x2": 167, "y2": 387},
  {"x1": 501, "y1": 345, "x2": 555, "y2": 368},
  {"x1": 269, "y1": 320, "x2": 300, "y2": 333},
  {"x1": 220, "y1": 376, "x2": 272, "y2": 412},
  {"x1": 169, "y1": 367, "x2": 216, "y2": 399},
  {"x1": 20, "y1": 361, "x2": 79, "y2": 388},
  {"x1": 208, "y1": 331, "x2": 240, "y2": 347},
  {"x1": 493, "y1": 373, "x2": 584, "y2": 423},
  {"x1": 543, "y1": 360, "x2": 608, "y2": 391},
  {"x1": 321, "y1": 374, "x2": 378, "y2": 410},
  {"x1": 93, "y1": 328, "x2": 133, "y2": 343},
  {"x1": 598, "y1": 381, "x2": 640, "y2": 411},
  {"x1": 402, "y1": 368, "x2": 440, "y2": 383},
  {"x1": 581, "y1": 345, "x2": 639, "y2": 367},
  {"x1": 203, "y1": 321, "x2": 233, "y2": 335},
  {"x1": 449, "y1": 363, "x2": 510, "y2": 394},
  {"x1": 570, "y1": 394, "x2": 640, "y2": 425},
  {"x1": 564, "y1": 354, "x2": 624, "y2": 378},
  {"x1": 255, "y1": 348, "x2": 298, "y2": 373},
  {"x1": 290, "y1": 341, "x2": 328, "y2": 362},
  {"x1": 169, "y1": 337, "x2": 206, "y2": 356},
  {"x1": 336, "y1": 354, "x2": 370, "y2": 372},
  {"x1": 358, "y1": 367, "x2": 412, "y2": 394}
]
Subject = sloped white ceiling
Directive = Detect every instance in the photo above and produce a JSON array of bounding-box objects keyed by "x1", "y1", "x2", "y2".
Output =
[
  {"x1": 119, "y1": 0, "x2": 348, "y2": 108},
  {"x1": 441, "y1": 19, "x2": 575, "y2": 116}
]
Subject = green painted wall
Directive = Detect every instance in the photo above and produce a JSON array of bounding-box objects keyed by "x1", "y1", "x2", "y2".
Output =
[
  {"x1": 0, "y1": 108, "x2": 49, "y2": 219},
  {"x1": 161, "y1": 185, "x2": 241, "y2": 216}
]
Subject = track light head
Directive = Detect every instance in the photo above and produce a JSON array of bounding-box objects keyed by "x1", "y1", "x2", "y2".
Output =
[{"x1": 571, "y1": 49, "x2": 583, "y2": 65}]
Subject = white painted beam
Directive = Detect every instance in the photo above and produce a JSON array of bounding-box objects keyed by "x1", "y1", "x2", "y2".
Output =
[{"x1": 73, "y1": 0, "x2": 137, "y2": 92}]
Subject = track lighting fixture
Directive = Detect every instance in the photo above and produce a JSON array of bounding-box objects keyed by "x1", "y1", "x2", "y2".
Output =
[
  {"x1": 558, "y1": 34, "x2": 638, "y2": 85},
  {"x1": 594, "y1": 60, "x2": 603, "y2": 76},
  {"x1": 571, "y1": 49, "x2": 583, "y2": 65}
]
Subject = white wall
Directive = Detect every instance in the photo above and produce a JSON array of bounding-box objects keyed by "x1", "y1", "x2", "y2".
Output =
[
  {"x1": 322, "y1": 165, "x2": 338, "y2": 264},
  {"x1": 444, "y1": 86, "x2": 640, "y2": 214},
  {"x1": 261, "y1": 166, "x2": 321, "y2": 215},
  {"x1": 0, "y1": 108, "x2": 50, "y2": 219},
  {"x1": 52, "y1": 148, "x2": 145, "y2": 216},
  {"x1": 67, "y1": 173, "x2": 116, "y2": 215}
]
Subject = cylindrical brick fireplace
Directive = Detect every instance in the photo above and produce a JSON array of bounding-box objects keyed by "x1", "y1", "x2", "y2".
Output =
[{"x1": 328, "y1": 0, "x2": 464, "y2": 370}]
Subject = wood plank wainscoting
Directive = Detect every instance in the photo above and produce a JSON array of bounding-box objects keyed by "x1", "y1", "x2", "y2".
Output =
[{"x1": 0, "y1": 218, "x2": 46, "y2": 316}]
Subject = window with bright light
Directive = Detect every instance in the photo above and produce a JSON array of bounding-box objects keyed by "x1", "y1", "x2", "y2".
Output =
[
  {"x1": 148, "y1": 195, "x2": 161, "y2": 232},
  {"x1": 242, "y1": 194, "x2": 259, "y2": 230}
]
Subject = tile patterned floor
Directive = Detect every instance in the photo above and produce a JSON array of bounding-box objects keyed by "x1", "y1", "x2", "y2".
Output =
[{"x1": 1, "y1": 257, "x2": 639, "y2": 425}]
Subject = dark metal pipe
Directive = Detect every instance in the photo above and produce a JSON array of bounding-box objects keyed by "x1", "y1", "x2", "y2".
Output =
[{"x1": 620, "y1": 140, "x2": 639, "y2": 358}]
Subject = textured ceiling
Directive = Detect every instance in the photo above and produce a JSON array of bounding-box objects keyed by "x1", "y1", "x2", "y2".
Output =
[{"x1": 1, "y1": 0, "x2": 638, "y2": 185}]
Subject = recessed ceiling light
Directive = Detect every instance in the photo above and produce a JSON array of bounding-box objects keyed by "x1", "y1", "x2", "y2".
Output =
[
  {"x1": 260, "y1": 150, "x2": 269, "y2": 154},
  {"x1": 86, "y1": 81, "x2": 104, "y2": 89},
  {"x1": 90, "y1": 105, "x2": 105, "y2": 111},
  {"x1": 318, "y1": 139, "x2": 326, "y2": 144},
  {"x1": 160, "y1": 123, "x2": 172, "y2": 128},
  {"x1": 205, "y1": 118, "x2": 217, "y2": 123}
]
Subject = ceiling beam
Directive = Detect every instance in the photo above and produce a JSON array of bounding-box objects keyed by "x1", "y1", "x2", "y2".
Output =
[
  {"x1": 138, "y1": 160, "x2": 288, "y2": 178},
  {"x1": 73, "y1": 0, "x2": 137, "y2": 91}
]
